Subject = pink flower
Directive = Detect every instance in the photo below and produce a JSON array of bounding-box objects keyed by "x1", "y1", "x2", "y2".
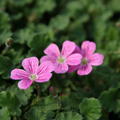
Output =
[
  {"x1": 40, "y1": 40, "x2": 82, "y2": 73},
  {"x1": 69, "y1": 41, "x2": 104, "y2": 75},
  {"x1": 10, "y1": 57, "x2": 53, "y2": 90}
]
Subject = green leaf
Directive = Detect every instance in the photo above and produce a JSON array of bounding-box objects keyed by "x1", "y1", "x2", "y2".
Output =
[
  {"x1": 8, "y1": 0, "x2": 33, "y2": 6},
  {"x1": 15, "y1": 25, "x2": 35, "y2": 44},
  {"x1": 34, "y1": 0, "x2": 56, "y2": 16},
  {"x1": 0, "y1": 11, "x2": 12, "y2": 44},
  {"x1": 93, "y1": 13, "x2": 112, "y2": 47},
  {"x1": 26, "y1": 96, "x2": 60, "y2": 120},
  {"x1": 8, "y1": 85, "x2": 33, "y2": 106},
  {"x1": 66, "y1": 1, "x2": 85, "y2": 11},
  {"x1": 0, "y1": 91, "x2": 21, "y2": 116},
  {"x1": 50, "y1": 15, "x2": 70, "y2": 30},
  {"x1": 25, "y1": 106, "x2": 54, "y2": 120},
  {"x1": 39, "y1": 82, "x2": 50, "y2": 92},
  {"x1": 66, "y1": 0, "x2": 87, "y2": 17},
  {"x1": 0, "y1": 56, "x2": 13, "y2": 77},
  {"x1": 99, "y1": 87, "x2": 120, "y2": 113},
  {"x1": 79, "y1": 98, "x2": 102, "y2": 120},
  {"x1": 0, "y1": 11, "x2": 10, "y2": 30},
  {"x1": 108, "y1": 0, "x2": 120, "y2": 11},
  {"x1": 0, "y1": 85, "x2": 33, "y2": 117},
  {"x1": 56, "y1": 111, "x2": 83, "y2": 120},
  {"x1": 37, "y1": 96, "x2": 61, "y2": 111},
  {"x1": 28, "y1": 25, "x2": 54, "y2": 56},
  {"x1": 61, "y1": 92, "x2": 82, "y2": 110},
  {"x1": 0, "y1": 107, "x2": 10, "y2": 120},
  {"x1": 0, "y1": 0, "x2": 6, "y2": 10},
  {"x1": 104, "y1": 25, "x2": 120, "y2": 52}
]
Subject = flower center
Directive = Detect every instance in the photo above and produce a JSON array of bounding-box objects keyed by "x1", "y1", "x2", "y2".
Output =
[
  {"x1": 81, "y1": 58, "x2": 88, "y2": 65},
  {"x1": 29, "y1": 74, "x2": 37, "y2": 81},
  {"x1": 57, "y1": 56, "x2": 65, "y2": 64}
]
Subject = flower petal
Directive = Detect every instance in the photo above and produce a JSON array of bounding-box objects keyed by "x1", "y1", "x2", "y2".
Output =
[
  {"x1": 54, "y1": 63, "x2": 68, "y2": 73},
  {"x1": 18, "y1": 79, "x2": 32, "y2": 90},
  {"x1": 67, "y1": 53, "x2": 82, "y2": 66},
  {"x1": 40, "y1": 55, "x2": 56, "y2": 64},
  {"x1": 22, "y1": 57, "x2": 39, "y2": 73},
  {"x1": 81, "y1": 41, "x2": 96, "y2": 54},
  {"x1": 68, "y1": 65, "x2": 79, "y2": 73},
  {"x1": 74, "y1": 45, "x2": 81, "y2": 53},
  {"x1": 35, "y1": 73, "x2": 52, "y2": 83},
  {"x1": 61, "y1": 40, "x2": 76, "y2": 57},
  {"x1": 37, "y1": 62, "x2": 54, "y2": 74},
  {"x1": 90, "y1": 53, "x2": 104, "y2": 66},
  {"x1": 40, "y1": 56, "x2": 50, "y2": 63},
  {"x1": 77, "y1": 64, "x2": 92, "y2": 75},
  {"x1": 10, "y1": 69, "x2": 29, "y2": 80},
  {"x1": 44, "y1": 43, "x2": 60, "y2": 57}
]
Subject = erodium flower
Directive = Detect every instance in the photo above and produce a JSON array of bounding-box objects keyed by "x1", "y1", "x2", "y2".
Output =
[
  {"x1": 40, "y1": 40, "x2": 82, "y2": 74},
  {"x1": 10, "y1": 57, "x2": 53, "y2": 89},
  {"x1": 69, "y1": 41, "x2": 104, "y2": 75}
]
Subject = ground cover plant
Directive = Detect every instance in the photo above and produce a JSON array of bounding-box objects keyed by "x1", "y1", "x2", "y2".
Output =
[{"x1": 0, "y1": 0, "x2": 120, "y2": 120}]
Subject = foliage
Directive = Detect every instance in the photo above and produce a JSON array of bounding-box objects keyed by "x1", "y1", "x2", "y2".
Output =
[
  {"x1": 79, "y1": 98, "x2": 102, "y2": 120},
  {"x1": 0, "y1": 0, "x2": 120, "y2": 119}
]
